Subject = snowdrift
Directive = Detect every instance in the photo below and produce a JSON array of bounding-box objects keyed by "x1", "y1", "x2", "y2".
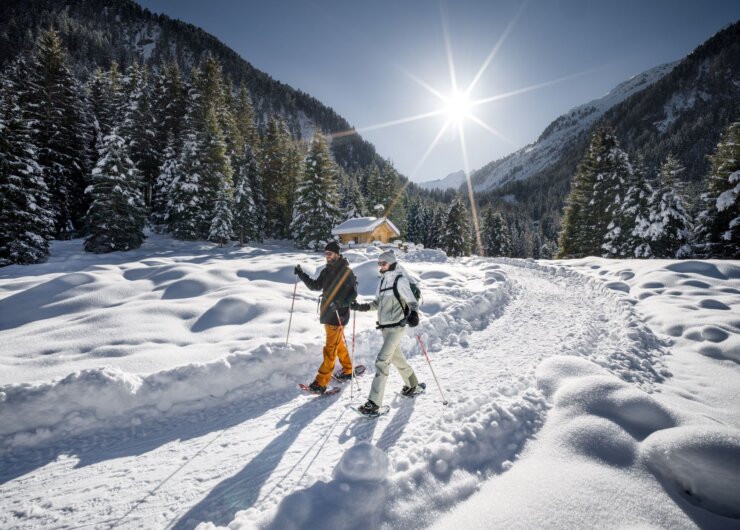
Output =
[{"x1": 0, "y1": 249, "x2": 510, "y2": 455}]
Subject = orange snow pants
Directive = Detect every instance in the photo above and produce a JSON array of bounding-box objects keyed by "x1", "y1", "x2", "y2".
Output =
[{"x1": 316, "y1": 324, "x2": 353, "y2": 387}]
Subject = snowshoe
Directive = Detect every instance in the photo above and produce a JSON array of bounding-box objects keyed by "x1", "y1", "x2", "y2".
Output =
[
  {"x1": 399, "y1": 382, "x2": 426, "y2": 398},
  {"x1": 351, "y1": 400, "x2": 390, "y2": 418},
  {"x1": 332, "y1": 364, "x2": 366, "y2": 382},
  {"x1": 299, "y1": 382, "x2": 340, "y2": 396}
]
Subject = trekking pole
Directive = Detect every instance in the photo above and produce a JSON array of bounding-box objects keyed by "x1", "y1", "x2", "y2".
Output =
[
  {"x1": 286, "y1": 278, "x2": 298, "y2": 346},
  {"x1": 416, "y1": 335, "x2": 449, "y2": 406},
  {"x1": 351, "y1": 309, "x2": 357, "y2": 399},
  {"x1": 336, "y1": 309, "x2": 358, "y2": 398}
]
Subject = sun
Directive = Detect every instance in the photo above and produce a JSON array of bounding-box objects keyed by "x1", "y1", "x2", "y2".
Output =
[{"x1": 444, "y1": 90, "x2": 471, "y2": 123}]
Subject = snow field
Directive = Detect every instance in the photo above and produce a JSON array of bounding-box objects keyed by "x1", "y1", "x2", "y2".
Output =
[
  {"x1": 2, "y1": 241, "x2": 738, "y2": 529},
  {"x1": 0, "y1": 241, "x2": 509, "y2": 456},
  {"x1": 436, "y1": 257, "x2": 740, "y2": 528}
]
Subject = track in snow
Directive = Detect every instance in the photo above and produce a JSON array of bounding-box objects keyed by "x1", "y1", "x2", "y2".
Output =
[{"x1": 0, "y1": 260, "x2": 665, "y2": 529}]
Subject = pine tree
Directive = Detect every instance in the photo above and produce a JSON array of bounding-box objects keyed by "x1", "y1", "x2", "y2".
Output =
[
  {"x1": 338, "y1": 169, "x2": 366, "y2": 220},
  {"x1": 695, "y1": 121, "x2": 739, "y2": 258},
  {"x1": 233, "y1": 83, "x2": 258, "y2": 154},
  {"x1": 199, "y1": 107, "x2": 233, "y2": 239},
  {"x1": 648, "y1": 153, "x2": 693, "y2": 258},
  {"x1": 153, "y1": 62, "x2": 187, "y2": 160},
  {"x1": 427, "y1": 206, "x2": 446, "y2": 249},
  {"x1": 166, "y1": 132, "x2": 203, "y2": 240},
  {"x1": 540, "y1": 242, "x2": 554, "y2": 259},
  {"x1": 0, "y1": 65, "x2": 55, "y2": 266},
  {"x1": 442, "y1": 197, "x2": 470, "y2": 257},
  {"x1": 624, "y1": 155, "x2": 656, "y2": 257},
  {"x1": 290, "y1": 132, "x2": 342, "y2": 250},
  {"x1": 232, "y1": 143, "x2": 261, "y2": 245},
  {"x1": 405, "y1": 199, "x2": 425, "y2": 244},
  {"x1": 481, "y1": 209, "x2": 511, "y2": 257},
  {"x1": 261, "y1": 115, "x2": 292, "y2": 237},
  {"x1": 601, "y1": 151, "x2": 657, "y2": 258},
  {"x1": 152, "y1": 134, "x2": 179, "y2": 228},
  {"x1": 24, "y1": 29, "x2": 89, "y2": 237},
  {"x1": 558, "y1": 127, "x2": 630, "y2": 258},
  {"x1": 84, "y1": 130, "x2": 146, "y2": 253},
  {"x1": 121, "y1": 62, "x2": 158, "y2": 206},
  {"x1": 364, "y1": 163, "x2": 384, "y2": 211},
  {"x1": 209, "y1": 180, "x2": 233, "y2": 246}
]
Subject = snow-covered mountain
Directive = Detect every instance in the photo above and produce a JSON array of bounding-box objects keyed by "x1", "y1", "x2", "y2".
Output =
[
  {"x1": 417, "y1": 170, "x2": 467, "y2": 191},
  {"x1": 0, "y1": 0, "x2": 384, "y2": 172},
  {"x1": 470, "y1": 62, "x2": 678, "y2": 192}
]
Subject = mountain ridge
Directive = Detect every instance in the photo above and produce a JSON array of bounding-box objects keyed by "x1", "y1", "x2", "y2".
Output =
[{"x1": 0, "y1": 0, "x2": 385, "y2": 172}]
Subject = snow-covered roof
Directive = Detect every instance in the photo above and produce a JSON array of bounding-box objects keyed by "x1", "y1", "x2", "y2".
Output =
[{"x1": 331, "y1": 216, "x2": 400, "y2": 236}]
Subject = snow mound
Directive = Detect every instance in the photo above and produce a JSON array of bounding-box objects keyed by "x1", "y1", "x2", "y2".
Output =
[
  {"x1": 535, "y1": 356, "x2": 607, "y2": 398},
  {"x1": 262, "y1": 443, "x2": 390, "y2": 530},
  {"x1": 0, "y1": 342, "x2": 314, "y2": 453},
  {"x1": 333, "y1": 442, "x2": 389, "y2": 482},
  {"x1": 552, "y1": 374, "x2": 676, "y2": 441},
  {"x1": 191, "y1": 297, "x2": 262, "y2": 332},
  {"x1": 403, "y1": 248, "x2": 447, "y2": 263},
  {"x1": 641, "y1": 426, "x2": 740, "y2": 518}
]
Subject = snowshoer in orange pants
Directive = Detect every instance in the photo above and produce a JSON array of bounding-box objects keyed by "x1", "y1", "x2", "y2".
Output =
[{"x1": 295, "y1": 241, "x2": 357, "y2": 393}]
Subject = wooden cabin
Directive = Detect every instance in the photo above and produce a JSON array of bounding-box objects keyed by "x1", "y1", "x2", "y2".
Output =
[{"x1": 331, "y1": 217, "x2": 401, "y2": 245}]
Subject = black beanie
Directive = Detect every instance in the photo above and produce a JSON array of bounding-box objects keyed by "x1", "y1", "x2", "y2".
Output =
[{"x1": 324, "y1": 241, "x2": 341, "y2": 254}]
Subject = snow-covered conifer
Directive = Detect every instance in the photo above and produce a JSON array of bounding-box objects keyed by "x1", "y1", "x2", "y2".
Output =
[
  {"x1": 558, "y1": 127, "x2": 629, "y2": 258},
  {"x1": 261, "y1": 116, "x2": 292, "y2": 238},
  {"x1": 694, "y1": 122, "x2": 739, "y2": 257},
  {"x1": 648, "y1": 153, "x2": 693, "y2": 258},
  {"x1": 167, "y1": 132, "x2": 203, "y2": 240},
  {"x1": 24, "y1": 29, "x2": 89, "y2": 237},
  {"x1": 442, "y1": 197, "x2": 470, "y2": 257},
  {"x1": 122, "y1": 62, "x2": 158, "y2": 206},
  {"x1": 405, "y1": 199, "x2": 425, "y2": 244},
  {"x1": 290, "y1": 132, "x2": 341, "y2": 250},
  {"x1": 84, "y1": 131, "x2": 146, "y2": 253},
  {"x1": 0, "y1": 68, "x2": 54, "y2": 265},
  {"x1": 338, "y1": 169, "x2": 366, "y2": 220},
  {"x1": 482, "y1": 209, "x2": 511, "y2": 257},
  {"x1": 209, "y1": 180, "x2": 234, "y2": 246},
  {"x1": 232, "y1": 143, "x2": 262, "y2": 245}
]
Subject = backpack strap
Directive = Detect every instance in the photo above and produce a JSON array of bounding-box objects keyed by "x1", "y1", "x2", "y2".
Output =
[{"x1": 391, "y1": 275, "x2": 410, "y2": 317}]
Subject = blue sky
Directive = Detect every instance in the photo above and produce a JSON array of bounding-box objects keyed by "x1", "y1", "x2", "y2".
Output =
[{"x1": 137, "y1": 0, "x2": 739, "y2": 183}]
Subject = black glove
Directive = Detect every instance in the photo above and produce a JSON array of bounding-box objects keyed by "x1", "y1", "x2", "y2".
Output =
[
  {"x1": 328, "y1": 300, "x2": 338, "y2": 311},
  {"x1": 407, "y1": 310, "x2": 419, "y2": 327},
  {"x1": 351, "y1": 301, "x2": 371, "y2": 312},
  {"x1": 294, "y1": 265, "x2": 303, "y2": 275}
]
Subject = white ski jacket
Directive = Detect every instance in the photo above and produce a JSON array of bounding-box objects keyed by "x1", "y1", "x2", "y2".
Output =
[{"x1": 370, "y1": 267, "x2": 418, "y2": 327}]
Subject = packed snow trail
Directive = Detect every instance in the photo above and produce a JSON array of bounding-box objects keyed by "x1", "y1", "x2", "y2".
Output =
[{"x1": 0, "y1": 259, "x2": 665, "y2": 529}]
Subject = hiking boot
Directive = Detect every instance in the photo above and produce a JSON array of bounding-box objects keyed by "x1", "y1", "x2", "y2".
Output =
[
  {"x1": 401, "y1": 385, "x2": 417, "y2": 397},
  {"x1": 334, "y1": 370, "x2": 355, "y2": 381},
  {"x1": 308, "y1": 380, "x2": 326, "y2": 394},
  {"x1": 358, "y1": 400, "x2": 379, "y2": 415}
]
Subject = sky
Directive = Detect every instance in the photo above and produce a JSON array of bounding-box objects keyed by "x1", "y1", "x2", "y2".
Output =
[{"x1": 136, "y1": 0, "x2": 739, "y2": 183}]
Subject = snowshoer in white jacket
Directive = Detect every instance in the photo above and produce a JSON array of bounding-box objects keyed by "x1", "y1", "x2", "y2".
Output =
[{"x1": 351, "y1": 250, "x2": 422, "y2": 415}]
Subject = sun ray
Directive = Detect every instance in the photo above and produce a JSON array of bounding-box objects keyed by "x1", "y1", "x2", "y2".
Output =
[
  {"x1": 470, "y1": 65, "x2": 605, "y2": 108},
  {"x1": 411, "y1": 119, "x2": 453, "y2": 179},
  {"x1": 329, "y1": 109, "x2": 448, "y2": 140},
  {"x1": 457, "y1": 121, "x2": 484, "y2": 255},
  {"x1": 440, "y1": 2, "x2": 458, "y2": 93},
  {"x1": 466, "y1": 0, "x2": 528, "y2": 96},
  {"x1": 399, "y1": 67, "x2": 448, "y2": 102},
  {"x1": 468, "y1": 114, "x2": 517, "y2": 147}
]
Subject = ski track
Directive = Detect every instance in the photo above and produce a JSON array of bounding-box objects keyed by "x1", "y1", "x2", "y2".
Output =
[{"x1": 0, "y1": 260, "x2": 666, "y2": 530}]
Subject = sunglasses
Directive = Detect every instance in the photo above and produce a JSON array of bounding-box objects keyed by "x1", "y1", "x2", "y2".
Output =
[{"x1": 378, "y1": 261, "x2": 388, "y2": 267}]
